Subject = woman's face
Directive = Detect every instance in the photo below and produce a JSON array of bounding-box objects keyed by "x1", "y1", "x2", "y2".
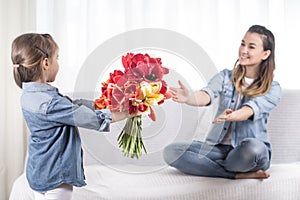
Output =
[{"x1": 239, "y1": 32, "x2": 270, "y2": 69}]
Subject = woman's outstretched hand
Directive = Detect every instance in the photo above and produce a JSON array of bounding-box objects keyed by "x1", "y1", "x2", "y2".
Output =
[
  {"x1": 212, "y1": 109, "x2": 233, "y2": 124},
  {"x1": 170, "y1": 80, "x2": 190, "y2": 103},
  {"x1": 212, "y1": 106, "x2": 254, "y2": 123},
  {"x1": 170, "y1": 80, "x2": 211, "y2": 106}
]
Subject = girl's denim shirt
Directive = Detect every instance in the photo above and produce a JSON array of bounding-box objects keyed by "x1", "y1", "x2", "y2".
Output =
[
  {"x1": 21, "y1": 82, "x2": 112, "y2": 192},
  {"x1": 201, "y1": 69, "x2": 282, "y2": 157}
]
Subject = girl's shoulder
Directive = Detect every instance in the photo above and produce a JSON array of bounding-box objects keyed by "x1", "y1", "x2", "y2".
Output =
[{"x1": 21, "y1": 91, "x2": 53, "y2": 114}]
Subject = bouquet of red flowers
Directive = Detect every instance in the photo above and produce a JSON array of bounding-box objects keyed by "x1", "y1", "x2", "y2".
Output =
[{"x1": 94, "y1": 53, "x2": 170, "y2": 159}]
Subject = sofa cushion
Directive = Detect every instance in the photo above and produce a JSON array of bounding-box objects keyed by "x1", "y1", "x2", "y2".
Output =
[
  {"x1": 267, "y1": 89, "x2": 300, "y2": 163},
  {"x1": 71, "y1": 163, "x2": 300, "y2": 200},
  {"x1": 10, "y1": 163, "x2": 300, "y2": 200}
]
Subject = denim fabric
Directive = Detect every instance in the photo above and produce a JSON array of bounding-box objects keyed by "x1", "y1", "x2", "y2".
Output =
[
  {"x1": 163, "y1": 69, "x2": 281, "y2": 178},
  {"x1": 201, "y1": 69, "x2": 282, "y2": 155},
  {"x1": 163, "y1": 138, "x2": 269, "y2": 178},
  {"x1": 21, "y1": 82, "x2": 112, "y2": 192}
]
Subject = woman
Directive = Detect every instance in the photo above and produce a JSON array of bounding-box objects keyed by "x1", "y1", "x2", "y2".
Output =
[{"x1": 163, "y1": 25, "x2": 281, "y2": 179}]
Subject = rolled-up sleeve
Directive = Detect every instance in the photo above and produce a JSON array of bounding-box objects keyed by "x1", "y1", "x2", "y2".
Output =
[
  {"x1": 95, "y1": 109, "x2": 112, "y2": 131},
  {"x1": 243, "y1": 81, "x2": 282, "y2": 121},
  {"x1": 47, "y1": 96, "x2": 112, "y2": 132}
]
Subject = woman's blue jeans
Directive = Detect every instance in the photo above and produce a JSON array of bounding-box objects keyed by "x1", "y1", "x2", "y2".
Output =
[{"x1": 163, "y1": 138, "x2": 270, "y2": 179}]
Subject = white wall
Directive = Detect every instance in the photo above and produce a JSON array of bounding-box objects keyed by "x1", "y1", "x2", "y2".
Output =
[
  {"x1": 0, "y1": 0, "x2": 35, "y2": 199},
  {"x1": 36, "y1": 0, "x2": 300, "y2": 93}
]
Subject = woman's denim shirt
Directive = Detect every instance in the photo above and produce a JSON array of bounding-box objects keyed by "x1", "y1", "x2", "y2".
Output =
[
  {"x1": 21, "y1": 82, "x2": 112, "y2": 192},
  {"x1": 201, "y1": 69, "x2": 281, "y2": 156}
]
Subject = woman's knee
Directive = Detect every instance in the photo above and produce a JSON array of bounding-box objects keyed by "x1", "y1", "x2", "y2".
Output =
[
  {"x1": 223, "y1": 138, "x2": 269, "y2": 172},
  {"x1": 163, "y1": 142, "x2": 190, "y2": 165},
  {"x1": 240, "y1": 138, "x2": 268, "y2": 156},
  {"x1": 163, "y1": 144, "x2": 173, "y2": 163}
]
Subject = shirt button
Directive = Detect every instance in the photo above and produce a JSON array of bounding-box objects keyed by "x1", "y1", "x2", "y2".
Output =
[
  {"x1": 224, "y1": 127, "x2": 227, "y2": 130},
  {"x1": 231, "y1": 100, "x2": 235, "y2": 103}
]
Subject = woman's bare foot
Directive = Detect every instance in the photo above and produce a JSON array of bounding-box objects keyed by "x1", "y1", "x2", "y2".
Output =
[{"x1": 235, "y1": 170, "x2": 270, "y2": 179}]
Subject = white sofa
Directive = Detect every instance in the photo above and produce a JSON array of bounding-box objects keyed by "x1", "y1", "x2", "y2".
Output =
[{"x1": 10, "y1": 89, "x2": 300, "y2": 200}]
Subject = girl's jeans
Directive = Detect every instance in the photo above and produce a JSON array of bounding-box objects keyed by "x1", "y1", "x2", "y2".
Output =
[
  {"x1": 163, "y1": 138, "x2": 270, "y2": 179},
  {"x1": 33, "y1": 184, "x2": 73, "y2": 200}
]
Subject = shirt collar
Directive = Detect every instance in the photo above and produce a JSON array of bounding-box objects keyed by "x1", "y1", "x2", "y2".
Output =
[{"x1": 22, "y1": 82, "x2": 58, "y2": 92}]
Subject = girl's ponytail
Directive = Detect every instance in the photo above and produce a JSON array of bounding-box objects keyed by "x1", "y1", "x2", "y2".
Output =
[
  {"x1": 13, "y1": 65, "x2": 22, "y2": 89},
  {"x1": 12, "y1": 64, "x2": 42, "y2": 89}
]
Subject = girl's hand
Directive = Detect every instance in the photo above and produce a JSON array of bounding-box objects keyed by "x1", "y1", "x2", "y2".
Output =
[
  {"x1": 170, "y1": 80, "x2": 190, "y2": 103},
  {"x1": 111, "y1": 110, "x2": 130, "y2": 123},
  {"x1": 111, "y1": 110, "x2": 142, "y2": 123},
  {"x1": 213, "y1": 109, "x2": 233, "y2": 124}
]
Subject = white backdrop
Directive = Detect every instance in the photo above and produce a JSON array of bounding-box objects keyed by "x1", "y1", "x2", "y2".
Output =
[
  {"x1": 35, "y1": 0, "x2": 300, "y2": 93},
  {"x1": 1, "y1": 0, "x2": 300, "y2": 199}
]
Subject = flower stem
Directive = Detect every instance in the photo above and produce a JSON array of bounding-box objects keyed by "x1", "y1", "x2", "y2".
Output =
[{"x1": 117, "y1": 115, "x2": 147, "y2": 159}]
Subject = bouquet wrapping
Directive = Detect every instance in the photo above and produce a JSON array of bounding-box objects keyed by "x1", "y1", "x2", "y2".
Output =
[{"x1": 94, "y1": 53, "x2": 170, "y2": 159}]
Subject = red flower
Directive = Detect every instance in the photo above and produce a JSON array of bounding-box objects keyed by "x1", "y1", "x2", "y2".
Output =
[
  {"x1": 122, "y1": 53, "x2": 169, "y2": 83},
  {"x1": 138, "y1": 102, "x2": 148, "y2": 112},
  {"x1": 111, "y1": 86, "x2": 125, "y2": 111}
]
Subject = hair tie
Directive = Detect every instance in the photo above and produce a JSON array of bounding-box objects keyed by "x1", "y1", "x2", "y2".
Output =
[{"x1": 12, "y1": 64, "x2": 20, "y2": 68}]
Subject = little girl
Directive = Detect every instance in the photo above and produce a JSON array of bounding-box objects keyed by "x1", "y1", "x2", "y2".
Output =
[{"x1": 11, "y1": 33, "x2": 130, "y2": 200}]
